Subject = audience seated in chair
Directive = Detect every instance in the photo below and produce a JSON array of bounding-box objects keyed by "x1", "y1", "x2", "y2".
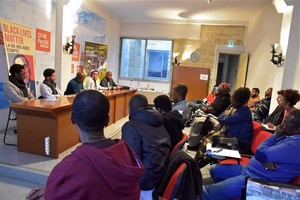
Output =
[
  {"x1": 217, "y1": 87, "x2": 253, "y2": 154},
  {"x1": 185, "y1": 86, "x2": 217, "y2": 126},
  {"x1": 121, "y1": 94, "x2": 171, "y2": 199},
  {"x1": 247, "y1": 87, "x2": 260, "y2": 111},
  {"x1": 171, "y1": 84, "x2": 189, "y2": 119},
  {"x1": 203, "y1": 109, "x2": 300, "y2": 200},
  {"x1": 186, "y1": 82, "x2": 231, "y2": 126},
  {"x1": 154, "y1": 94, "x2": 184, "y2": 149},
  {"x1": 252, "y1": 87, "x2": 272, "y2": 122},
  {"x1": 26, "y1": 90, "x2": 144, "y2": 200},
  {"x1": 265, "y1": 89, "x2": 300, "y2": 130}
]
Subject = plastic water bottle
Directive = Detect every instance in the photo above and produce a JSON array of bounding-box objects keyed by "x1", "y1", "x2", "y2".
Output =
[
  {"x1": 137, "y1": 82, "x2": 140, "y2": 90},
  {"x1": 130, "y1": 79, "x2": 133, "y2": 89},
  {"x1": 45, "y1": 136, "x2": 50, "y2": 156}
]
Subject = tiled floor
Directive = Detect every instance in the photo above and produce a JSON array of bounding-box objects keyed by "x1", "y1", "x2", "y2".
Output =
[{"x1": 0, "y1": 117, "x2": 212, "y2": 199}]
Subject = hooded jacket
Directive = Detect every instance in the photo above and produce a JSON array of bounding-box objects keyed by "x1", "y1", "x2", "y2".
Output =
[
  {"x1": 162, "y1": 110, "x2": 184, "y2": 149},
  {"x1": 122, "y1": 108, "x2": 171, "y2": 190},
  {"x1": 44, "y1": 140, "x2": 144, "y2": 200}
]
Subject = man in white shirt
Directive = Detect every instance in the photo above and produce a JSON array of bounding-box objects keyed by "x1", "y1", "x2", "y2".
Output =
[{"x1": 40, "y1": 68, "x2": 63, "y2": 100}]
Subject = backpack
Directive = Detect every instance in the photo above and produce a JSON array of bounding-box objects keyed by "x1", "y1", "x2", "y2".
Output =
[{"x1": 187, "y1": 112, "x2": 219, "y2": 150}]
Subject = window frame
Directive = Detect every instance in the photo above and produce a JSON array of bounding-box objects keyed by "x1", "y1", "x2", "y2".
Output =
[{"x1": 119, "y1": 37, "x2": 174, "y2": 82}]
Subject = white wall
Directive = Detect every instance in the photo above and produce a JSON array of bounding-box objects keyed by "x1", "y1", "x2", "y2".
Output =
[
  {"x1": 121, "y1": 22, "x2": 201, "y2": 39},
  {"x1": 245, "y1": 2, "x2": 283, "y2": 92},
  {"x1": 56, "y1": 0, "x2": 121, "y2": 91},
  {"x1": 246, "y1": 0, "x2": 300, "y2": 112}
]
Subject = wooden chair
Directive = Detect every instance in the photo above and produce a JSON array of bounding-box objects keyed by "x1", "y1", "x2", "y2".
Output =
[{"x1": 171, "y1": 133, "x2": 188, "y2": 153}]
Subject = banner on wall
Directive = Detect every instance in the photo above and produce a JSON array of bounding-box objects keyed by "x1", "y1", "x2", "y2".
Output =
[
  {"x1": 84, "y1": 41, "x2": 108, "y2": 80},
  {"x1": 36, "y1": 28, "x2": 51, "y2": 52},
  {"x1": 72, "y1": 43, "x2": 80, "y2": 61},
  {"x1": 0, "y1": 18, "x2": 36, "y2": 97}
]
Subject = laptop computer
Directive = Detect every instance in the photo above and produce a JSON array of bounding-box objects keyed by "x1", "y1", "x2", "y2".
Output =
[{"x1": 242, "y1": 178, "x2": 300, "y2": 200}]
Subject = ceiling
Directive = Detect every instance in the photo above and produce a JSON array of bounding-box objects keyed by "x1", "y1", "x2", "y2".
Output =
[{"x1": 96, "y1": 0, "x2": 273, "y2": 25}]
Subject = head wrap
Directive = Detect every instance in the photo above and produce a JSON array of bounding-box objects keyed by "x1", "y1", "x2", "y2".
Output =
[{"x1": 218, "y1": 82, "x2": 231, "y2": 93}]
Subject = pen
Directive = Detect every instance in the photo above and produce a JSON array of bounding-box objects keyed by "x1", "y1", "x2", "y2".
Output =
[{"x1": 213, "y1": 148, "x2": 223, "y2": 153}]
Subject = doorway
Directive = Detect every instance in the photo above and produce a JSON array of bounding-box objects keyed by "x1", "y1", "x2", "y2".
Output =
[{"x1": 213, "y1": 45, "x2": 249, "y2": 92}]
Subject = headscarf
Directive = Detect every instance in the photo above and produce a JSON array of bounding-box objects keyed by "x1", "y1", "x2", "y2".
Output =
[{"x1": 218, "y1": 82, "x2": 231, "y2": 94}]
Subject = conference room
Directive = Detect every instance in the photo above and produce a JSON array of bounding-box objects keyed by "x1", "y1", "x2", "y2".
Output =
[{"x1": 0, "y1": 0, "x2": 299, "y2": 199}]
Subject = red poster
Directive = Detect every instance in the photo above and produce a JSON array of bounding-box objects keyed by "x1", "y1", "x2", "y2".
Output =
[
  {"x1": 72, "y1": 43, "x2": 80, "y2": 61},
  {"x1": 36, "y1": 28, "x2": 51, "y2": 52}
]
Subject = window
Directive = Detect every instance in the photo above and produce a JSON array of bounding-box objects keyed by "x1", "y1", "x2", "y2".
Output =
[{"x1": 120, "y1": 38, "x2": 173, "y2": 81}]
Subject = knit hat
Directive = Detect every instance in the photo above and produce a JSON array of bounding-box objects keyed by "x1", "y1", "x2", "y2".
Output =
[{"x1": 218, "y1": 82, "x2": 231, "y2": 93}]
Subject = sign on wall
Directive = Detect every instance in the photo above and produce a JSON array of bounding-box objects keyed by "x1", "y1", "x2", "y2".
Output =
[
  {"x1": 35, "y1": 28, "x2": 51, "y2": 52},
  {"x1": 0, "y1": 18, "x2": 36, "y2": 97}
]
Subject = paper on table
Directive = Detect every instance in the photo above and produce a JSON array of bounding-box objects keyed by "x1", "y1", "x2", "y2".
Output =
[{"x1": 206, "y1": 143, "x2": 241, "y2": 159}]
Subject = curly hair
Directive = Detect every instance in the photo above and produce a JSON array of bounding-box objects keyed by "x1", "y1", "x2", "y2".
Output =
[
  {"x1": 232, "y1": 87, "x2": 251, "y2": 106},
  {"x1": 282, "y1": 89, "x2": 300, "y2": 107}
]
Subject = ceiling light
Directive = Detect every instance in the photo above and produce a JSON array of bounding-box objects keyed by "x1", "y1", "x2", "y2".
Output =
[{"x1": 207, "y1": 0, "x2": 212, "y2": 3}]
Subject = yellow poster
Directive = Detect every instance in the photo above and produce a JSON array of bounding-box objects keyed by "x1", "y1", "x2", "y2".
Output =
[
  {"x1": 0, "y1": 18, "x2": 34, "y2": 55},
  {"x1": 0, "y1": 18, "x2": 36, "y2": 96}
]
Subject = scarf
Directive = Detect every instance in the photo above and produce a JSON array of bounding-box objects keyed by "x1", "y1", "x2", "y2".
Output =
[
  {"x1": 43, "y1": 79, "x2": 58, "y2": 95},
  {"x1": 9, "y1": 75, "x2": 28, "y2": 97}
]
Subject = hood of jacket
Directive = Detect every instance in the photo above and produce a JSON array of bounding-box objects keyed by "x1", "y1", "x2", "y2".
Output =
[
  {"x1": 72, "y1": 140, "x2": 144, "y2": 193},
  {"x1": 129, "y1": 107, "x2": 164, "y2": 127},
  {"x1": 163, "y1": 110, "x2": 184, "y2": 130}
]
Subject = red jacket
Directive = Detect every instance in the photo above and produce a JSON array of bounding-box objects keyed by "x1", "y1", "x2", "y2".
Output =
[{"x1": 45, "y1": 140, "x2": 144, "y2": 200}]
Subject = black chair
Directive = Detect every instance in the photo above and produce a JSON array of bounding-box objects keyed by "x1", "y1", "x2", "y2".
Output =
[{"x1": 3, "y1": 108, "x2": 17, "y2": 146}]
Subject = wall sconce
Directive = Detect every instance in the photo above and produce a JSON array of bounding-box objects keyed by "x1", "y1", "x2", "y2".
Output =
[
  {"x1": 63, "y1": 35, "x2": 76, "y2": 55},
  {"x1": 270, "y1": 44, "x2": 284, "y2": 66}
]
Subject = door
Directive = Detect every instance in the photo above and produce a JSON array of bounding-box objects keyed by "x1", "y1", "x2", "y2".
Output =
[
  {"x1": 171, "y1": 65, "x2": 209, "y2": 101},
  {"x1": 235, "y1": 53, "x2": 249, "y2": 89}
]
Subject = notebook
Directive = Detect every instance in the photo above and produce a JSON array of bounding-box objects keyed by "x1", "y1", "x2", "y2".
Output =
[{"x1": 243, "y1": 178, "x2": 300, "y2": 200}]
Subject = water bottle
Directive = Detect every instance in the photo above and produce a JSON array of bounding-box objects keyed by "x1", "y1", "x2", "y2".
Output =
[
  {"x1": 45, "y1": 136, "x2": 50, "y2": 156},
  {"x1": 137, "y1": 82, "x2": 140, "y2": 90},
  {"x1": 130, "y1": 79, "x2": 133, "y2": 89}
]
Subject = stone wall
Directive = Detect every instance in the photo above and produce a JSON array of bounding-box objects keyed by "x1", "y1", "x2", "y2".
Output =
[{"x1": 173, "y1": 25, "x2": 246, "y2": 69}]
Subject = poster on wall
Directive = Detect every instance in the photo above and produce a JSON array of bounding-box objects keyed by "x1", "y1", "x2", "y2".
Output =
[
  {"x1": 0, "y1": 29, "x2": 9, "y2": 108},
  {"x1": 72, "y1": 43, "x2": 80, "y2": 61},
  {"x1": 0, "y1": 18, "x2": 36, "y2": 107},
  {"x1": 35, "y1": 28, "x2": 51, "y2": 52},
  {"x1": 84, "y1": 41, "x2": 108, "y2": 80}
]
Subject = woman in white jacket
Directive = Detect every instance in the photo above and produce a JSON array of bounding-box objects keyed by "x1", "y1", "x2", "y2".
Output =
[{"x1": 85, "y1": 69, "x2": 107, "y2": 90}]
